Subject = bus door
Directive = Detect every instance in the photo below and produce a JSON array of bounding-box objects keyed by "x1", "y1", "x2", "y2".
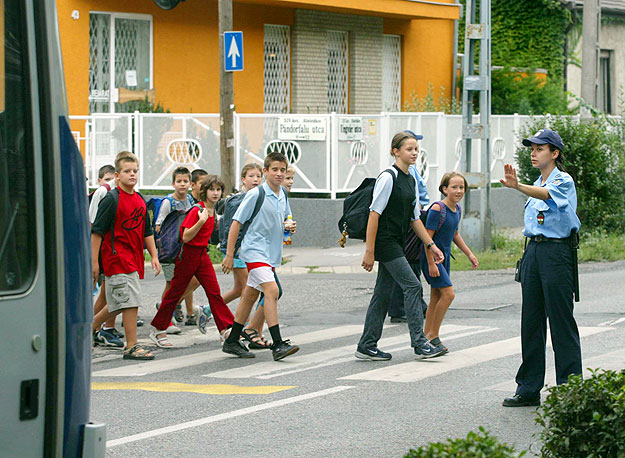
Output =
[{"x1": 0, "y1": 0, "x2": 49, "y2": 456}]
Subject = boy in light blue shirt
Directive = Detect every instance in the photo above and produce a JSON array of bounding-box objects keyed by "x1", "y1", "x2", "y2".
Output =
[{"x1": 222, "y1": 152, "x2": 299, "y2": 361}]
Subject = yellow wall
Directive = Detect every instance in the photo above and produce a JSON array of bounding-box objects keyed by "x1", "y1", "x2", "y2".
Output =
[
  {"x1": 58, "y1": 0, "x2": 456, "y2": 118},
  {"x1": 385, "y1": 17, "x2": 455, "y2": 109}
]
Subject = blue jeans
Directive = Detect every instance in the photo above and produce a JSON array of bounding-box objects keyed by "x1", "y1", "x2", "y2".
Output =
[
  {"x1": 358, "y1": 256, "x2": 428, "y2": 350},
  {"x1": 389, "y1": 261, "x2": 427, "y2": 318}
]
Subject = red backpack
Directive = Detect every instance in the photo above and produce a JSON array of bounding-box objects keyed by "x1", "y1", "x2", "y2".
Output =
[{"x1": 88, "y1": 182, "x2": 111, "y2": 203}]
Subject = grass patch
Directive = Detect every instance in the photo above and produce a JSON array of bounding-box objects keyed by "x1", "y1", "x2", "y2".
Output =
[{"x1": 451, "y1": 231, "x2": 625, "y2": 271}]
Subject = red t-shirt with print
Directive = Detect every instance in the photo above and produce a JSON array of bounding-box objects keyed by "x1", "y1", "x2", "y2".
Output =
[
  {"x1": 180, "y1": 202, "x2": 215, "y2": 247},
  {"x1": 93, "y1": 188, "x2": 150, "y2": 278}
]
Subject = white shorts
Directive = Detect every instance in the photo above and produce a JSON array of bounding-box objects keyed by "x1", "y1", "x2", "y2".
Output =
[{"x1": 246, "y1": 266, "x2": 275, "y2": 292}]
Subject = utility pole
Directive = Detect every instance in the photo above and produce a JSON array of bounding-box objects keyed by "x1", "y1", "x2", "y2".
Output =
[
  {"x1": 219, "y1": 0, "x2": 235, "y2": 192},
  {"x1": 581, "y1": 0, "x2": 601, "y2": 116},
  {"x1": 460, "y1": 0, "x2": 491, "y2": 251}
]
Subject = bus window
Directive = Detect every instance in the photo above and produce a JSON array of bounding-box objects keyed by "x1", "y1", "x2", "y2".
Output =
[{"x1": 0, "y1": 0, "x2": 36, "y2": 294}]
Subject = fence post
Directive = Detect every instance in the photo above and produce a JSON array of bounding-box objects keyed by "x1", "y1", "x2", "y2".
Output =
[
  {"x1": 330, "y1": 112, "x2": 338, "y2": 199},
  {"x1": 436, "y1": 112, "x2": 446, "y2": 195},
  {"x1": 380, "y1": 112, "x2": 390, "y2": 172},
  {"x1": 234, "y1": 112, "x2": 240, "y2": 190}
]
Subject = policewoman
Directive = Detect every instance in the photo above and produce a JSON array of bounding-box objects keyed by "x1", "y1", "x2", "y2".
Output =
[{"x1": 499, "y1": 129, "x2": 582, "y2": 407}]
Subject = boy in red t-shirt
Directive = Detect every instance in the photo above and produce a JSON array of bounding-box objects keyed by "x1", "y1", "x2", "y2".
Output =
[
  {"x1": 150, "y1": 175, "x2": 235, "y2": 348},
  {"x1": 91, "y1": 151, "x2": 161, "y2": 360}
]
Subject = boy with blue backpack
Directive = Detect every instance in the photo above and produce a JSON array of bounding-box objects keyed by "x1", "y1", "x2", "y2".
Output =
[{"x1": 153, "y1": 167, "x2": 196, "y2": 328}]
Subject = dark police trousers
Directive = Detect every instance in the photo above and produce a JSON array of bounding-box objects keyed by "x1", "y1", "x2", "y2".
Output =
[{"x1": 515, "y1": 240, "x2": 582, "y2": 398}]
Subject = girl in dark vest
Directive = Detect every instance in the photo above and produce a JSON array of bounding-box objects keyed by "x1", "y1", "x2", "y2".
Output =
[{"x1": 355, "y1": 132, "x2": 447, "y2": 361}]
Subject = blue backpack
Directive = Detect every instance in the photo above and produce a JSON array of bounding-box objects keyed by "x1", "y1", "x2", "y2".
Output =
[
  {"x1": 404, "y1": 201, "x2": 461, "y2": 262},
  {"x1": 146, "y1": 194, "x2": 194, "y2": 237},
  {"x1": 157, "y1": 204, "x2": 201, "y2": 263}
]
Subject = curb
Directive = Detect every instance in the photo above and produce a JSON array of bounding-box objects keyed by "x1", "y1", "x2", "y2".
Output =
[{"x1": 145, "y1": 262, "x2": 375, "y2": 275}]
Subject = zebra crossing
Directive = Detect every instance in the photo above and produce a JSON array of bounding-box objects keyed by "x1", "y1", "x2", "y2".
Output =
[{"x1": 93, "y1": 324, "x2": 616, "y2": 385}]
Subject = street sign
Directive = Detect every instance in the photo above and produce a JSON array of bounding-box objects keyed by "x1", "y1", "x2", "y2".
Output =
[{"x1": 224, "y1": 31, "x2": 243, "y2": 72}]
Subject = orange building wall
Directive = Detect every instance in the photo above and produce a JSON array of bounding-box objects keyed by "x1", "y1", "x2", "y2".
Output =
[
  {"x1": 57, "y1": 0, "x2": 292, "y2": 117},
  {"x1": 57, "y1": 1, "x2": 456, "y2": 119},
  {"x1": 385, "y1": 17, "x2": 455, "y2": 110}
]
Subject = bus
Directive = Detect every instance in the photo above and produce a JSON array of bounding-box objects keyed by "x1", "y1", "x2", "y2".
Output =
[{"x1": 0, "y1": 1, "x2": 104, "y2": 456}]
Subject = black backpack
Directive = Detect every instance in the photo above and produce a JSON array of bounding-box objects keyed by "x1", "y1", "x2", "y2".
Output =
[
  {"x1": 105, "y1": 187, "x2": 147, "y2": 255},
  {"x1": 404, "y1": 201, "x2": 462, "y2": 262},
  {"x1": 338, "y1": 169, "x2": 395, "y2": 242}
]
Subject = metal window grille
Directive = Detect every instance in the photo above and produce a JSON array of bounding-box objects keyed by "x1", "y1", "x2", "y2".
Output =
[
  {"x1": 382, "y1": 35, "x2": 401, "y2": 112},
  {"x1": 264, "y1": 25, "x2": 290, "y2": 114},
  {"x1": 327, "y1": 30, "x2": 348, "y2": 114},
  {"x1": 89, "y1": 13, "x2": 111, "y2": 113},
  {"x1": 114, "y1": 18, "x2": 150, "y2": 113}
]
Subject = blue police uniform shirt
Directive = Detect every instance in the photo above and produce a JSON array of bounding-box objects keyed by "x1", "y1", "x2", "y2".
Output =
[
  {"x1": 408, "y1": 164, "x2": 430, "y2": 208},
  {"x1": 522, "y1": 167, "x2": 581, "y2": 238},
  {"x1": 233, "y1": 182, "x2": 291, "y2": 267}
]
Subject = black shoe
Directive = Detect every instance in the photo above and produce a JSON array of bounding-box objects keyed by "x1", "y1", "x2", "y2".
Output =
[
  {"x1": 502, "y1": 394, "x2": 541, "y2": 407},
  {"x1": 414, "y1": 341, "x2": 446, "y2": 359},
  {"x1": 355, "y1": 346, "x2": 392, "y2": 361},
  {"x1": 390, "y1": 316, "x2": 408, "y2": 323},
  {"x1": 136, "y1": 318, "x2": 144, "y2": 327},
  {"x1": 272, "y1": 340, "x2": 300, "y2": 361},
  {"x1": 110, "y1": 328, "x2": 124, "y2": 339},
  {"x1": 222, "y1": 340, "x2": 255, "y2": 358},
  {"x1": 429, "y1": 337, "x2": 449, "y2": 353}
]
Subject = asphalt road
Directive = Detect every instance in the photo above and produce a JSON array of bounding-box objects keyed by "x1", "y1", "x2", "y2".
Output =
[{"x1": 92, "y1": 261, "x2": 625, "y2": 457}]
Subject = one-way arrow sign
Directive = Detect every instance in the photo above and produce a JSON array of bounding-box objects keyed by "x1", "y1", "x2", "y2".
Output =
[{"x1": 224, "y1": 31, "x2": 244, "y2": 72}]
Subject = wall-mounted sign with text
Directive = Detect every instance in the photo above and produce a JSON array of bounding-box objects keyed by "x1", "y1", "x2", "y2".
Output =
[
  {"x1": 338, "y1": 117, "x2": 363, "y2": 141},
  {"x1": 89, "y1": 89, "x2": 109, "y2": 101},
  {"x1": 278, "y1": 117, "x2": 327, "y2": 141}
]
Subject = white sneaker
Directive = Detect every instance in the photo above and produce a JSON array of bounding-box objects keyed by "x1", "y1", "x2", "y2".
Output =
[{"x1": 166, "y1": 324, "x2": 181, "y2": 335}]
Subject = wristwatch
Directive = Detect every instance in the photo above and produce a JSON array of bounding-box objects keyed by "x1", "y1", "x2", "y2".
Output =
[{"x1": 426, "y1": 242, "x2": 435, "y2": 249}]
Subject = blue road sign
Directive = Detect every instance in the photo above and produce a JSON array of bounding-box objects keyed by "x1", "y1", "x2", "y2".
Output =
[{"x1": 224, "y1": 31, "x2": 244, "y2": 72}]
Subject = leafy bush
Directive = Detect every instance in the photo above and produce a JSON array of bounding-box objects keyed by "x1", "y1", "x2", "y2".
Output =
[
  {"x1": 535, "y1": 369, "x2": 625, "y2": 457},
  {"x1": 516, "y1": 115, "x2": 625, "y2": 232},
  {"x1": 491, "y1": 69, "x2": 568, "y2": 115},
  {"x1": 404, "y1": 83, "x2": 461, "y2": 114},
  {"x1": 404, "y1": 427, "x2": 524, "y2": 457}
]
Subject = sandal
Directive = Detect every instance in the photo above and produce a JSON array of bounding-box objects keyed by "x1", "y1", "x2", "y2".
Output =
[
  {"x1": 123, "y1": 344, "x2": 154, "y2": 360},
  {"x1": 242, "y1": 329, "x2": 272, "y2": 349},
  {"x1": 149, "y1": 331, "x2": 174, "y2": 348}
]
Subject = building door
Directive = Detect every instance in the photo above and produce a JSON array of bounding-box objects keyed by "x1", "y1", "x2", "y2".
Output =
[{"x1": 89, "y1": 12, "x2": 152, "y2": 113}]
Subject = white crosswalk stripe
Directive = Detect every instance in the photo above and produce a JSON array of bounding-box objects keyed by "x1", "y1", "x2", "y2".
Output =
[
  {"x1": 339, "y1": 326, "x2": 611, "y2": 383},
  {"x1": 485, "y1": 347, "x2": 625, "y2": 393},
  {"x1": 202, "y1": 324, "x2": 494, "y2": 380},
  {"x1": 92, "y1": 324, "x2": 386, "y2": 377}
]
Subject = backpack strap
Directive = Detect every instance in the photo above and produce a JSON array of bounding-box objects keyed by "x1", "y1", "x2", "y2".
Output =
[
  {"x1": 235, "y1": 187, "x2": 266, "y2": 255},
  {"x1": 435, "y1": 201, "x2": 447, "y2": 231},
  {"x1": 109, "y1": 188, "x2": 120, "y2": 255}
]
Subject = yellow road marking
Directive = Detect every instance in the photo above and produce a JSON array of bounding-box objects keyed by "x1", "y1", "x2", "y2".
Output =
[{"x1": 91, "y1": 382, "x2": 296, "y2": 395}]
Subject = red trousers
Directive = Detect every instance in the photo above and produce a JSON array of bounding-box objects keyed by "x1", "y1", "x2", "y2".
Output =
[{"x1": 151, "y1": 245, "x2": 234, "y2": 332}]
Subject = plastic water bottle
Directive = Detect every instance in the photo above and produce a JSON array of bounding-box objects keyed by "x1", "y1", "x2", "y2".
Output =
[{"x1": 283, "y1": 215, "x2": 293, "y2": 245}]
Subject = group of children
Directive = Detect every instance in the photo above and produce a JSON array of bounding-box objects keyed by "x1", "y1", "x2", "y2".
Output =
[
  {"x1": 89, "y1": 130, "x2": 477, "y2": 363},
  {"x1": 89, "y1": 150, "x2": 298, "y2": 361}
]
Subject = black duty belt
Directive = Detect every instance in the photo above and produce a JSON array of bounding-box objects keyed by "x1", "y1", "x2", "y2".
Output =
[{"x1": 530, "y1": 235, "x2": 568, "y2": 244}]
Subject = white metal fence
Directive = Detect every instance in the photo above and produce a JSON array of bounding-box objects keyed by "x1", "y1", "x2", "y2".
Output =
[{"x1": 73, "y1": 112, "x2": 543, "y2": 198}]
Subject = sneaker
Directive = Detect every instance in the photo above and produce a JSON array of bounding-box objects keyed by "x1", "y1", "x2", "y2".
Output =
[
  {"x1": 222, "y1": 340, "x2": 255, "y2": 358},
  {"x1": 185, "y1": 314, "x2": 197, "y2": 326},
  {"x1": 429, "y1": 337, "x2": 449, "y2": 353},
  {"x1": 96, "y1": 329, "x2": 124, "y2": 348},
  {"x1": 106, "y1": 328, "x2": 124, "y2": 339},
  {"x1": 355, "y1": 346, "x2": 392, "y2": 361},
  {"x1": 93, "y1": 330, "x2": 103, "y2": 347},
  {"x1": 166, "y1": 324, "x2": 182, "y2": 335},
  {"x1": 390, "y1": 316, "x2": 408, "y2": 323},
  {"x1": 197, "y1": 306, "x2": 213, "y2": 334},
  {"x1": 174, "y1": 304, "x2": 184, "y2": 323},
  {"x1": 272, "y1": 340, "x2": 300, "y2": 361},
  {"x1": 414, "y1": 341, "x2": 446, "y2": 359},
  {"x1": 136, "y1": 318, "x2": 144, "y2": 327}
]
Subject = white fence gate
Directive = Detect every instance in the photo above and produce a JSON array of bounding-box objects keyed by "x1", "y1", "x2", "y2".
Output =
[{"x1": 72, "y1": 112, "x2": 541, "y2": 198}]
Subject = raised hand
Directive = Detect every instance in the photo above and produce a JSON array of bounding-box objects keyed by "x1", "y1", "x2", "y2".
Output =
[{"x1": 499, "y1": 163, "x2": 519, "y2": 189}]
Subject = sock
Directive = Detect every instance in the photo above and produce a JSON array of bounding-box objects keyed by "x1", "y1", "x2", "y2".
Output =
[
  {"x1": 269, "y1": 325, "x2": 282, "y2": 345},
  {"x1": 226, "y1": 322, "x2": 244, "y2": 344}
]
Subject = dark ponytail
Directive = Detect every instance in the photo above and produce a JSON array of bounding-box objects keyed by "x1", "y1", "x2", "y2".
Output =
[{"x1": 549, "y1": 144, "x2": 565, "y2": 171}]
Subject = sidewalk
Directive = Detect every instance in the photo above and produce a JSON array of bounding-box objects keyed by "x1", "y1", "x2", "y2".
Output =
[{"x1": 277, "y1": 243, "x2": 372, "y2": 274}]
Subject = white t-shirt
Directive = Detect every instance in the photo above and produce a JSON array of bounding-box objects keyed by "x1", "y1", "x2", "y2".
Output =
[{"x1": 89, "y1": 182, "x2": 116, "y2": 224}]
